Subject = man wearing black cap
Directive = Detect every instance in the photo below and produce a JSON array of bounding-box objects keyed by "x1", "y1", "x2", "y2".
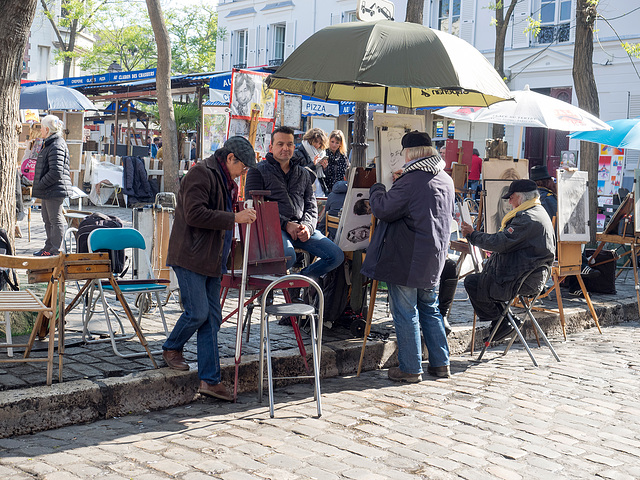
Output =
[
  {"x1": 162, "y1": 136, "x2": 257, "y2": 401},
  {"x1": 530, "y1": 165, "x2": 557, "y2": 221},
  {"x1": 461, "y1": 179, "x2": 555, "y2": 342},
  {"x1": 362, "y1": 131, "x2": 455, "y2": 381}
]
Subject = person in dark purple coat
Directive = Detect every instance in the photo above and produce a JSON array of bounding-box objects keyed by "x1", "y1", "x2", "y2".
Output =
[{"x1": 362, "y1": 131, "x2": 455, "y2": 381}]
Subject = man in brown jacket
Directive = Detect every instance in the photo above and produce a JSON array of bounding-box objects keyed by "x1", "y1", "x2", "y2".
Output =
[{"x1": 162, "y1": 136, "x2": 257, "y2": 401}]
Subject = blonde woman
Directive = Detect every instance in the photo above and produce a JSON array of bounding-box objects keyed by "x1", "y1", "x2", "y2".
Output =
[
  {"x1": 32, "y1": 115, "x2": 72, "y2": 256},
  {"x1": 321, "y1": 129, "x2": 349, "y2": 193}
]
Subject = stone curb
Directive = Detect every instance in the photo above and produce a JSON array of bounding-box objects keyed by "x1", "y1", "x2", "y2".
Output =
[{"x1": 0, "y1": 298, "x2": 635, "y2": 439}]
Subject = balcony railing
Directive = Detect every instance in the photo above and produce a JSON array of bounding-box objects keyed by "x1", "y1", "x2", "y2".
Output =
[
  {"x1": 269, "y1": 58, "x2": 283, "y2": 67},
  {"x1": 536, "y1": 23, "x2": 570, "y2": 44}
]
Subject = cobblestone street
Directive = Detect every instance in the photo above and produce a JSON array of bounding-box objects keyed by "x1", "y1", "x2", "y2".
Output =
[{"x1": 1, "y1": 322, "x2": 638, "y2": 479}]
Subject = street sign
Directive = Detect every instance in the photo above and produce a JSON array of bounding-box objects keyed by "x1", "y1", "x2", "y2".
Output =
[{"x1": 356, "y1": 0, "x2": 395, "y2": 22}]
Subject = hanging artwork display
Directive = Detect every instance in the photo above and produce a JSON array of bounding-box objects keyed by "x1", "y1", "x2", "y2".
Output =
[
  {"x1": 373, "y1": 112, "x2": 425, "y2": 189},
  {"x1": 557, "y1": 169, "x2": 590, "y2": 242},
  {"x1": 202, "y1": 106, "x2": 230, "y2": 157},
  {"x1": 597, "y1": 145, "x2": 625, "y2": 196},
  {"x1": 335, "y1": 167, "x2": 377, "y2": 252},
  {"x1": 230, "y1": 69, "x2": 277, "y2": 121},
  {"x1": 482, "y1": 158, "x2": 529, "y2": 234},
  {"x1": 254, "y1": 121, "x2": 274, "y2": 159}
]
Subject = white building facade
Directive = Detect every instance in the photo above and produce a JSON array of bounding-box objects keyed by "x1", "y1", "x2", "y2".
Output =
[
  {"x1": 23, "y1": 0, "x2": 95, "y2": 82},
  {"x1": 215, "y1": 0, "x2": 640, "y2": 171}
]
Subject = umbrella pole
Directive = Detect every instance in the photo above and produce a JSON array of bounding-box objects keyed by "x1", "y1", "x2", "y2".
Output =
[
  {"x1": 517, "y1": 126, "x2": 524, "y2": 159},
  {"x1": 383, "y1": 87, "x2": 388, "y2": 113}
]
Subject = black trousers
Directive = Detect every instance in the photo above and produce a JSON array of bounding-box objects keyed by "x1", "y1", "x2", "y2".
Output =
[{"x1": 464, "y1": 273, "x2": 504, "y2": 323}]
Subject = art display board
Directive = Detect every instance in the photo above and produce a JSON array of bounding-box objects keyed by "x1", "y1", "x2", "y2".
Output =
[
  {"x1": 230, "y1": 69, "x2": 277, "y2": 121},
  {"x1": 442, "y1": 138, "x2": 473, "y2": 172},
  {"x1": 597, "y1": 145, "x2": 625, "y2": 196},
  {"x1": 51, "y1": 110, "x2": 84, "y2": 185},
  {"x1": 557, "y1": 169, "x2": 590, "y2": 242},
  {"x1": 335, "y1": 167, "x2": 377, "y2": 252},
  {"x1": 202, "y1": 106, "x2": 230, "y2": 157},
  {"x1": 482, "y1": 158, "x2": 529, "y2": 234},
  {"x1": 279, "y1": 94, "x2": 303, "y2": 130},
  {"x1": 373, "y1": 112, "x2": 424, "y2": 189},
  {"x1": 227, "y1": 118, "x2": 274, "y2": 159},
  {"x1": 310, "y1": 116, "x2": 337, "y2": 135}
]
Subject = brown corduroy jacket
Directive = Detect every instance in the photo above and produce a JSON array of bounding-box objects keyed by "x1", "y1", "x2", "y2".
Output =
[{"x1": 166, "y1": 154, "x2": 235, "y2": 277}]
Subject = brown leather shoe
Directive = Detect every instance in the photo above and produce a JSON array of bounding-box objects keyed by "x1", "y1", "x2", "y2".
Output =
[
  {"x1": 162, "y1": 349, "x2": 189, "y2": 371},
  {"x1": 198, "y1": 380, "x2": 233, "y2": 402}
]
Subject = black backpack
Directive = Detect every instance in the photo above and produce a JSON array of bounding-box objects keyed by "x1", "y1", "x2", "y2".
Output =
[
  {"x1": 76, "y1": 213, "x2": 126, "y2": 275},
  {"x1": 0, "y1": 228, "x2": 19, "y2": 291}
]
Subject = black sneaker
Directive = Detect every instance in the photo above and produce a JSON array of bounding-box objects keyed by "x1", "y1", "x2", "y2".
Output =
[{"x1": 581, "y1": 266, "x2": 601, "y2": 279}]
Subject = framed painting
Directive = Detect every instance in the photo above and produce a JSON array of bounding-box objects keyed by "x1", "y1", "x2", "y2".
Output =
[{"x1": 557, "y1": 169, "x2": 590, "y2": 242}]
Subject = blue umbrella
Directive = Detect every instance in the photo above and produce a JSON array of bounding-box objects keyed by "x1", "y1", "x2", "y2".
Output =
[
  {"x1": 570, "y1": 118, "x2": 640, "y2": 150},
  {"x1": 20, "y1": 83, "x2": 98, "y2": 111}
]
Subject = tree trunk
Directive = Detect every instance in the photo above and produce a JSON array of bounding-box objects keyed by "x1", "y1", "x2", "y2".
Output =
[
  {"x1": 572, "y1": 0, "x2": 599, "y2": 244},
  {"x1": 351, "y1": 102, "x2": 368, "y2": 168},
  {"x1": 398, "y1": 0, "x2": 424, "y2": 116},
  {"x1": 492, "y1": 0, "x2": 519, "y2": 141},
  {"x1": 146, "y1": 0, "x2": 178, "y2": 194},
  {"x1": 63, "y1": 19, "x2": 79, "y2": 78},
  {"x1": 405, "y1": 0, "x2": 423, "y2": 23},
  {"x1": 0, "y1": 0, "x2": 38, "y2": 244}
]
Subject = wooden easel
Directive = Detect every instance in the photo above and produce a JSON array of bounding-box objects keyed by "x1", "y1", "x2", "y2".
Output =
[
  {"x1": 531, "y1": 241, "x2": 602, "y2": 339},
  {"x1": 589, "y1": 192, "x2": 640, "y2": 315}
]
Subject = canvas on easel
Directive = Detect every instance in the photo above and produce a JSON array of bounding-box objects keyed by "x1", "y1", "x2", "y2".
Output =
[
  {"x1": 373, "y1": 112, "x2": 424, "y2": 189},
  {"x1": 335, "y1": 167, "x2": 377, "y2": 252},
  {"x1": 482, "y1": 158, "x2": 529, "y2": 234},
  {"x1": 557, "y1": 169, "x2": 590, "y2": 242}
]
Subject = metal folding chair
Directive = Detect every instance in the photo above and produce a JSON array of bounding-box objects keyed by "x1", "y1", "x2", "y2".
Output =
[
  {"x1": 476, "y1": 264, "x2": 560, "y2": 367},
  {"x1": 84, "y1": 228, "x2": 169, "y2": 358}
]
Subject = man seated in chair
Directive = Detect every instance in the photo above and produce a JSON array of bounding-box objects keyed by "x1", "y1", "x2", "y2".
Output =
[
  {"x1": 245, "y1": 126, "x2": 344, "y2": 286},
  {"x1": 461, "y1": 179, "x2": 555, "y2": 342}
]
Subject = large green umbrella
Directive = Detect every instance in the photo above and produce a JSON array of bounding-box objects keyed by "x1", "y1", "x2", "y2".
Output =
[{"x1": 266, "y1": 20, "x2": 512, "y2": 108}]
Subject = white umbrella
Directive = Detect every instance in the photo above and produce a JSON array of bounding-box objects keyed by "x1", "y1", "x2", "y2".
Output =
[{"x1": 434, "y1": 85, "x2": 610, "y2": 131}]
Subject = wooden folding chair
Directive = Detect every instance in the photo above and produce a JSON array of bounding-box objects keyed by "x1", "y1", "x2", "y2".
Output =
[{"x1": 0, "y1": 255, "x2": 64, "y2": 385}]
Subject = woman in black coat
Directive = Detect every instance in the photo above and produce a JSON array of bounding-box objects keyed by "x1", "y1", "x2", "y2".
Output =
[{"x1": 32, "y1": 115, "x2": 72, "y2": 255}]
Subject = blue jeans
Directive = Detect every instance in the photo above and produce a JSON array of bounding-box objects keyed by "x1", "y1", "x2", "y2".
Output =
[
  {"x1": 388, "y1": 283, "x2": 450, "y2": 374},
  {"x1": 282, "y1": 229, "x2": 344, "y2": 279},
  {"x1": 163, "y1": 266, "x2": 222, "y2": 385}
]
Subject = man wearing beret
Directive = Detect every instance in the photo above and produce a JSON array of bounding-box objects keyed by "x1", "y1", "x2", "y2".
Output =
[
  {"x1": 362, "y1": 131, "x2": 455, "y2": 381},
  {"x1": 162, "y1": 136, "x2": 257, "y2": 401},
  {"x1": 461, "y1": 179, "x2": 555, "y2": 342}
]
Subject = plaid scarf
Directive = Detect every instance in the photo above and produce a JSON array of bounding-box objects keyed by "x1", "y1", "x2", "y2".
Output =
[
  {"x1": 401, "y1": 154, "x2": 446, "y2": 176},
  {"x1": 217, "y1": 156, "x2": 238, "y2": 207}
]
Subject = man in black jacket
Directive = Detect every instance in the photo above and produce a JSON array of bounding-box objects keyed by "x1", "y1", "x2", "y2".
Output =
[
  {"x1": 245, "y1": 126, "x2": 343, "y2": 281},
  {"x1": 461, "y1": 179, "x2": 555, "y2": 342}
]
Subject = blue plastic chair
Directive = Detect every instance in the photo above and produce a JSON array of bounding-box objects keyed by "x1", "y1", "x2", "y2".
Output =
[{"x1": 84, "y1": 228, "x2": 169, "y2": 358}]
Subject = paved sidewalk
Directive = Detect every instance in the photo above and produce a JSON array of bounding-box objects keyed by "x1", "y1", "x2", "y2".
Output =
[
  {"x1": 0, "y1": 322, "x2": 639, "y2": 479},
  {"x1": 2, "y1": 204, "x2": 639, "y2": 439}
]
